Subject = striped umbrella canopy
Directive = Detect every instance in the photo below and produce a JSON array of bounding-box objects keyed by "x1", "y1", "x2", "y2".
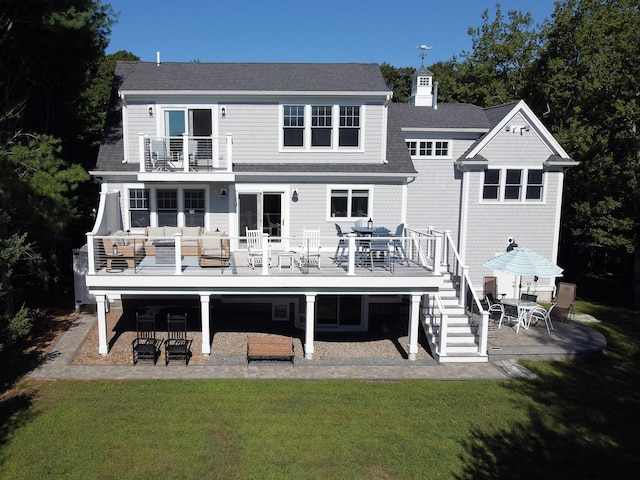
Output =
[{"x1": 483, "y1": 247, "x2": 563, "y2": 278}]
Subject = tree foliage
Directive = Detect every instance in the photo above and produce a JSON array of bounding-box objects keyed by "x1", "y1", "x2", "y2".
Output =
[{"x1": 0, "y1": 0, "x2": 116, "y2": 349}]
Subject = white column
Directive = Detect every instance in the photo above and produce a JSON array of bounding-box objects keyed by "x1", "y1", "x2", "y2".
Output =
[
  {"x1": 182, "y1": 133, "x2": 190, "y2": 172},
  {"x1": 200, "y1": 295, "x2": 211, "y2": 355},
  {"x1": 304, "y1": 294, "x2": 316, "y2": 359},
  {"x1": 97, "y1": 295, "x2": 108, "y2": 355},
  {"x1": 347, "y1": 233, "x2": 356, "y2": 275},
  {"x1": 226, "y1": 134, "x2": 233, "y2": 172},
  {"x1": 407, "y1": 294, "x2": 421, "y2": 361},
  {"x1": 174, "y1": 233, "x2": 182, "y2": 275},
  {"x1": 262, "y1": 233, "x2": 270, "y2": 275}
]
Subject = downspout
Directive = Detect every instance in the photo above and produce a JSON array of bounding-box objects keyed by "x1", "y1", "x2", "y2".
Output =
[{"x1": 457, "y1": 165, "x2": 470, "y2": 265}]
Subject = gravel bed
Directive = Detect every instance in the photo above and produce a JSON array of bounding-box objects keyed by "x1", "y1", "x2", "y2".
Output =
[{"x1": 73, "y1": 310, "x2": 433, "y2": 366}]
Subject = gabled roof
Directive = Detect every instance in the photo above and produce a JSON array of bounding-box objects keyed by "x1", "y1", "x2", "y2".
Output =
[{"x1": 116, "y1": 61, "x2": 390, "y2": 93}]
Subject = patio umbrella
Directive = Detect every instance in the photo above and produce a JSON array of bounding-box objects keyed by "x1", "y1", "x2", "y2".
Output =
[{"x1": 483, "y1": 247, "x2": 563, "y2": 297}]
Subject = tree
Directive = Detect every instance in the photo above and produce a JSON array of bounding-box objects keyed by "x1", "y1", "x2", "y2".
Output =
[
  {"x1": 529, "y1": 0, "x2": 640, "y2": 303},
  {"x1": 431, "y1": 4, "x2": 542, "y2": 107},
  {"x1": 380, "y1": 62, "x2": 415, "y2": 103},
  {"x1": 0, "y1": 0, "x2": 116, "y2": 350}
]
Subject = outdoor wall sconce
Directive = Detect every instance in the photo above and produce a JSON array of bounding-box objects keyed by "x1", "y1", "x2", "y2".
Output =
[
  {"x1": 220, "y1": 188, "x2": 227, "y2": 197},
  {"x1": 367, "y1": 218, "x2": 373, "y2": 229},
  {"x1": 148, "y1": 106, "x2": 153, "y2": 117},
  {"x1": 221, "y1": 107, "x2": 226, "y2": 118},
  {"x1": 292, "y1": 189, "x2": 299, "y2": 202}
]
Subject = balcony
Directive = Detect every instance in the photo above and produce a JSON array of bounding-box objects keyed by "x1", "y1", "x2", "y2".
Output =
[
  {"x1": 86, "y1": 230, "x2": 448, "y2": 283},
  {"x1": 137, "y1": 133, "x2": 233, "y2": 179}
]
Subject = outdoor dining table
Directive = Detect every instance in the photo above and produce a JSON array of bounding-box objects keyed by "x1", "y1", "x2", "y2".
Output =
[{"x1": 501, "y1": 298, "x2": 540, "y2": 332}]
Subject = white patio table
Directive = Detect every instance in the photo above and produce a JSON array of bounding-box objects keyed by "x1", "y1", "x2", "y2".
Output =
[{"x1": 500, "y1": 298, "x2": 540, "y2": 333}]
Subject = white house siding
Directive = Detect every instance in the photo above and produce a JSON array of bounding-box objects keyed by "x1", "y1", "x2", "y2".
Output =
[
  {"x1": 224, "y1": 102, "x2": 386, "y2": 164},
  {"x1": 125, "y1": 102, "x2": 156, "y2": 164},
  {"x1": 463, "y1": 171, "x2": 562, "y2": 299},
  {"x1": 285, "y1": 181, "x2": 404, "y2": 238}
]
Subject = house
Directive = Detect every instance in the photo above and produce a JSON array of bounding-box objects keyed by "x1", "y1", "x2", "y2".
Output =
[{"x1": 85, "y1": 60, "x2": 576, "y2": 363}]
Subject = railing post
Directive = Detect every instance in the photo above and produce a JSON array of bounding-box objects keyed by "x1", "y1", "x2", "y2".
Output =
[
  {"x1": 182, "y1": 133, "x2": 189, "y2": 172},
  {"x1": 226, "y1": 134, "x2": 233, "y2": 172},
  {"x1": 478, "y1": 311, "x2": 489, "y2": 356},
  {"x1": 138, "y1": 133, "x2": 146, "y2": 172},
  {"x1": 347, "y1": 233, "x2": 356, "y2": 276},
  {"x1": 87, "y1": 233, "x2": 96, "y2": 274},
  {"x1": 174, "y1": 233, "x2": 182, "y2": 275},
  {"x1": 433, "y1": 233, "x2": 442, "y2": 275},
  {"x1": 262, "y1": 233, "x2": 269, "y2": 275}
]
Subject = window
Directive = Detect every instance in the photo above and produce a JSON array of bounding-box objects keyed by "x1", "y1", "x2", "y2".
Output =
[
  {"x1": 419, "y1": 76, "x2": 430, "y2": 86},
  {"x1": 157, "y1": 189, "x2": 178, "y2": 226},
  {"x1": 311, "y1": 106, "x2": 332, "y2": 146},
  {"x1": 483, "y1": 168, "x2": 545, "y2": 202},
  {"x1": 339, "y1": 106, "x2": 360, "y2": 147},
  {"x1": 505, "y1": 169, "x2": 522, "y2": 200},
  {"x1": 184, "y1": 189, "x2": 205, "y2": 227},
  {"x1": 330, "y1": 188, "x2": 370, "y2": 218},
  {"x1": 483, "y1": 170, "x2": 500, "y2": 200},
  {"x1": 129, "y1": 189, "x2": 149, "y2": 227},
  {"x1": 283, "y1": 105, "x2": 304, "y2": 147},
  {"x1": 526, "y1": 170, "x2": 544, "y2": 200},
  {"x1": 406, "y1": 140, "x2": 450, "y2": 158}
]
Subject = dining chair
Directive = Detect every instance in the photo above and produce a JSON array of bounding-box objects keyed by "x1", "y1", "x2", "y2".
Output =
[
  {"x1": 391, "y1": 223, "x2": 409, "y2": 266},
  {"x1": 334, "y1": 224, "x2": 348, "y2": 265},
  {"x1": 529, "y1": 305, "x2": 554, "y2": 334}
]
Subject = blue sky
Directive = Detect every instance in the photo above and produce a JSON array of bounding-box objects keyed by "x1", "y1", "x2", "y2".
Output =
[{"x1": 105, "y1": 0, "x2": 558, "y2": 67}]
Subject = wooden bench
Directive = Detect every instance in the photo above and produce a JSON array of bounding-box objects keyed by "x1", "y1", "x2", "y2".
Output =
[{"x1": 247, "y1": 335, "x2": 294, "y2": 363}]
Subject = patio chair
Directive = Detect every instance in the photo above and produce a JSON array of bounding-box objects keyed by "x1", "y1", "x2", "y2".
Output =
[
  {"x1": 150, "y1": 139, "x2": 170, "y2": 171},
  {"x1": 246, "y1": 228, "x2": 271, "y2": 269},
  {"x1": 366, "y1": 228, "x2": 393, "y2": 271},
  {"x1": 298, "y1": 228, "x2": 321, "y2": 269},
  {"x1": 188, "y1": 139, "x2": 198, "y2": 169},
  {"x1": 334, "y1": 224, "x2": 348, "y2": 265},
  {"x1": 528, "y1": 305, "x2": 554, "y2": 334},
  {"x1": 485, "y1": 293, "x2": 505, "y2": 326},
  {"x1": 132, "y1": 313, "x2": 159, "y2": 365},
  {"x1": 391, "y1": 223, "x2": 409, "y2": 266},
  {"x1": 551, "y1": 282, "x2": 576, "y2": 322},
  {"x1": 164, "y1": 313, "x2": 191, "y2": 366}
]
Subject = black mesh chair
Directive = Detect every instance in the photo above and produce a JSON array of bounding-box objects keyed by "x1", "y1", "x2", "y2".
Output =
[
  {"x1": 165, "y1": 313, "x2": 191, "y2": 366},
  {"x1": 132, "y1": 313, "x2": 159, "y2": 365}
]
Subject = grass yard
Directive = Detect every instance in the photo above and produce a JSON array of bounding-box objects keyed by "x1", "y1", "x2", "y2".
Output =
[{"x1": 1, "y1": 277, "x2": 639, "y2": 479}]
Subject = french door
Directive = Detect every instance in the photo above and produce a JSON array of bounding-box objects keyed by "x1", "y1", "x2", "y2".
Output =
[{"x1": 239, "y1": 192, "x2": 283, "y2": 242}]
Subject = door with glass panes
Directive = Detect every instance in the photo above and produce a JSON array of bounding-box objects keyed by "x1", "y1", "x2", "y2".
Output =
[{"x1": 239, "y1": 193, "x2": 283, "y2": 243}]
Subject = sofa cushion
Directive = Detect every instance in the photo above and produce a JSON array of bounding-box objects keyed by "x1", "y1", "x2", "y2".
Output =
[
  {"x1": 112, "y1": 230, "x2": 127, "y2": 246},
  {"x1": 146, "y1": 226, "x2": 165, "y2": 238},
  {"x1": 165, "y1": 226, "x2": 182, "y2": 237},
  {"x1": 182, "y1": 226, "x2": 201, "y2": 238}
]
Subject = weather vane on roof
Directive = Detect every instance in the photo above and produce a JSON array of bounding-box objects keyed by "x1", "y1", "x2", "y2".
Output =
[{"x1": 417, "y1": 45, "x2": 433, "y2": 67}]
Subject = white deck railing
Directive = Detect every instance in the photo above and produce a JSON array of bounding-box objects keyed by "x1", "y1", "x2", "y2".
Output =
[
  {"x1": 138, "y1": 133, "x2": 233, "y2": 173},
  {"x1": 86, "y1": 231, "x2": 443, "y2": 276}
]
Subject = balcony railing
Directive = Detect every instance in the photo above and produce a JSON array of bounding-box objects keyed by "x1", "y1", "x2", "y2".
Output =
[
  {"x1": 87, "y1": 231, "x2": 444, "y2": 277},
  {"x1": 138, "y1": 133, "x2": 233, "y2": 173}
]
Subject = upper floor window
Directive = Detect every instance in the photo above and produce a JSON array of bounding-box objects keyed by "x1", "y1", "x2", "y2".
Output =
[
  {"x1": 406, "y1": 140, "x2": 450, "y2": 158},
  {"x1": 339, "y1": 106, "x2": 360, "y2": 147},
  {"x1": 312, "y1": 106, "x2": 332, "y2": 147},
  {"x1": 283, "y1": 105, "x2": 305, "y2": 147},
  {"x1": 330, "y1": 188, "x2": 369, "y2": 218},
  {"x1": 483, "y1": 168, "x2": 544, "y2": 202}
]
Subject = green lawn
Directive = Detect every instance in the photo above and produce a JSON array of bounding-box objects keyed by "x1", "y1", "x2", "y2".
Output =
[{"x1": 1, "y1": 295, "x2": 639, "y2": 479}]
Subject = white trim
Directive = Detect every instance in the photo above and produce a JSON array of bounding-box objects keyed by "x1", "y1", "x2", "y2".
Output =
[
  {"x1": 479, "y1": 167, "x2": 547, "y2": 204},
  {"x1": 467, "y1": 100, "x2": 570, "y2": 159},
  {"x1": 325, "y1": 184, "x2": 374, "y2": 221},
  {"x1": 402, "y1": 127, "x2": 489, "y2": 134}
]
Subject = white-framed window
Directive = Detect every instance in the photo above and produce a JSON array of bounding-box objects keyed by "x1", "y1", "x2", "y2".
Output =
[
  {"x1": 282, "y1": 104, "x2": 362, "y2": 150},
  {"x1": 184, "y1": 189, "x2": 205, "y2": 227},
  {"x1": 157, "y1": 189, "x2": 178, "y2": 226},
  {"x1": 129, "y1": 188, "x2": 150, "y2": 228},
  {"x1": 405, "y1": 140, "x2": 450, "y2": 158},
  {"x1": 283, "y1": 105, "x2": 305, "y2": 147},
  {"x1": 311, "y1": 105, "x2": 332, "y2": 147},
  {"x1": 482, "y1": 168, "x2": 545, "y2": 202},
  {"x1": 328, "y1": 187, "x2": 371, "y2": 219}
]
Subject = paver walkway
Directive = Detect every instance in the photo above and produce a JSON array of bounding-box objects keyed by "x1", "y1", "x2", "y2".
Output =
[{"x1": 28, "y1": 312, "x2": 511, "y2": 381}]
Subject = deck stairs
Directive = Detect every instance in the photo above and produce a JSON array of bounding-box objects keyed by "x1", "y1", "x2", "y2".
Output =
[{"x1": 423, "y1": 274, "x2": 489, "y2": 363}]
